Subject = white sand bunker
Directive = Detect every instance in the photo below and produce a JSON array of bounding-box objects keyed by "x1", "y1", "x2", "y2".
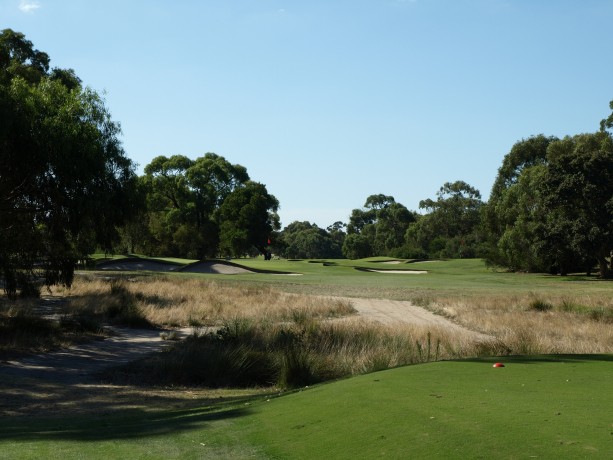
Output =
[
  {"x1": 366, "y1": 269, "x2": 427, "y2": 274},
  {"x1": 180, "y1": 261, "x2": 254, "y2": 275}
]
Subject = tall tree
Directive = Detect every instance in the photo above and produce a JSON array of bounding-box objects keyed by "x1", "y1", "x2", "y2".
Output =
[
  {"x1": 218, "y1": 182, "x2": 279, "y2": 257},
  {"x1": 540, "y1": 132, "x2": 613, "y2": 277},
  {"x1": 280, "y1": 221, "x2": 343, "y2": 259},
  {"x1": 0, "y1": 29, "x2": 137, "y2": 296},
  {"x1": 142, "y1": 153, "x2": 250, "y2": 258},
  {"x1": 407, "y1": 181, "x2": 483, "y2": 258},
  {"x1": 345, "y1": 195, "x2": 415, "y2": 258},
  {"x1": 482, "y1": 135, "x2": 557, "y2": 269}
]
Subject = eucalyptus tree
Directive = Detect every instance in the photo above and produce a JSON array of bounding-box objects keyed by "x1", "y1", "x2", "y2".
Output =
[
  {"x1": 218, "y1": 181, "x2": 280, "y2": 257},
  {"x1": 406, "y1": 181, "x2": 483, "y2": 258},
  {"x1": 482, "y1": 135, "x2": 557, "y2": 269},
  {"x1": 539, "y1": 132, "x2": 613, "y2": 277},
  {"x1": 345, "y1": 194, "x2": 415, "y2": 258},
  {"x1": 142, "y1": 153, "x2": 250, "y2": 258},
  {"x1": 0, "y1": 29, "x2": 137, "y2": 296},
  {"x1": 280, "y1": 221, "x2": 343, "y2": 259}
]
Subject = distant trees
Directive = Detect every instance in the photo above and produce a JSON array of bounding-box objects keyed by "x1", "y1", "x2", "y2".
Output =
[
  {"x1": 120, "y1": 153, "x2": 279, "y2": 259},
  {"x1": 538, "y1": 132, "x2": 612, "y2": 277},
  {"x1": 277, "y1": 221, "x2": 343, "y2": 259},
  {"x1": 343, "y1": 195, "x2": 416, "y2": 259},
  {"x1": 218, "y1": 181, "x2": 280, "y2": 257},
  {"x1": 482, "y1": 111, "x2": 613, "y2": 278},
  {"x1": 138, "y1": 153, "x2": 250, "y2": 258},
  {"x1": 0, "y1": 29, "x2": 137, "y2": 296},
  {"x1": 481, "y1": 135, "x2": 555, "y2": 272},
  {"x1": 407, "y1": 181, "x2": 484, "y2": 259}
]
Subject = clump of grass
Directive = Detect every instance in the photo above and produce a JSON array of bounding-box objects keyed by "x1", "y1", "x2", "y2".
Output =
[
  {"x1": 0, "y1": 301, "x2": 105, "y2": 357},
  {"x1": 528, "y1": 298, "x2": 554, "y2": 312},
  {"x1": 588, "y1": 307, "x2": 613, "y2": 323},
  {"x1": 0, "y1": 309, "x2": 61, "y2": 353},
  {"x1": 103, "y1": 318, "x2": 467, "y2": 389}
]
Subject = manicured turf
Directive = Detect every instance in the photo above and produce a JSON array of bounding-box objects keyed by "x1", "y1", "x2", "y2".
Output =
[
  {"x1": 2, "y1": 356, "x2": 611, "y2": 459},
  {"x1": 215, "y1": 257, "x2": 613, "y2": 305},
  {"x1": 243, "y1": 355, "x2": 613, "y2": 459},
  {"x1": 91, "y1": 256, "x2": 613, "y2": 300}
]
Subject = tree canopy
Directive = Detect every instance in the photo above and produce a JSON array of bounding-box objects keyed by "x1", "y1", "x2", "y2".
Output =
[
  {"x1": 1, "y1": 29, "x2": 137, "y2": 296},
  {"x1": 122, "y1": 154, "x2": 278, "y2": 259}
]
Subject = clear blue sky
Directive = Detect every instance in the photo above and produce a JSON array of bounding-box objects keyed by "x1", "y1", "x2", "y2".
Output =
[{"x1": 3, "y1": 0, "x2": 612, "y2": 228}]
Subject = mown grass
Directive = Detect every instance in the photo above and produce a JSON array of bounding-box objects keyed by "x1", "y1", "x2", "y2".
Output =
[{"x1": 1, "y1": 355, "x2": 611, "y2": 459}]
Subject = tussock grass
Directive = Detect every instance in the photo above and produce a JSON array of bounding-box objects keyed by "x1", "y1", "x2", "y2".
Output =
[
  {"x1": 104, "y1": 318, "x2": 476, "y2": 389},
  {"x1": 426, "y1": 292, "x2": 613, "y2": 354},
  {"x1": 56, "y1": 276, "x2": 355, "y2": 328},
  {"x1": 0, "y1": 300, "x2": 105, "y2": 356},
  {"x1": 8, "y1": 272, "x2": 613, "y2": 388}
]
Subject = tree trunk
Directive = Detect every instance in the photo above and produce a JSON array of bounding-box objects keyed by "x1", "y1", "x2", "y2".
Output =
[{"x1": 597, "y1": 253, "x2": 612, "y2": 279}]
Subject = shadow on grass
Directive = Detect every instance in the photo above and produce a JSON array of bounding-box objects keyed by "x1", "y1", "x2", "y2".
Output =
[
  {"x1": 0, "y1": 404, "x2": 252, "y2": 442},
  {"x1": 0, "y1": 375, "x2": 260, "y2": 442},
  {"x1": 459, "y1": 354, "x2": 613, "y2": 365}
]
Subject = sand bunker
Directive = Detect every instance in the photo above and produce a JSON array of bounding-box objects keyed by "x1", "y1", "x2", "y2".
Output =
[
  {"x1": 179, "y1": 261, "x2": 254, "y2": 275},
  {"x1": 366, "y1": 269, "x2": 427, "y2": 274}
]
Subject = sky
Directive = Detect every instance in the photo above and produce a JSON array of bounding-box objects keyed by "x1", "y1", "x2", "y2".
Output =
[{"x1": 2, "y1": 0, "x2": 612, "y2": 228}]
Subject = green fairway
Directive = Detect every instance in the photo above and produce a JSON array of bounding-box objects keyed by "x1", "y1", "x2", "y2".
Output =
[
  {"x1": 2, "y1": 356, "x2": 611, "y2": 459},
  {"x1": 219, "y1": 257, "x2": 613, "y2": 304},
  {"x1": 92, "y1": 256, "x2": 613, "y2": 300}
]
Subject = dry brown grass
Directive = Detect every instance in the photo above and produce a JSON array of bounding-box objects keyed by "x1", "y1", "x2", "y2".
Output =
[
  {"x1": 54, "y1": 275, "x2": 356, "y2": 328},
  {"x1": 425, "y1": 292, "x2": 613, "y2": 354}
]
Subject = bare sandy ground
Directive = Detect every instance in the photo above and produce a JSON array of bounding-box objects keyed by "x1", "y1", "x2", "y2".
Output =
[
  {"x1": 1, "y1": 298, "x2": 486, "y2": 383},
  {"x1": 0, "y1": 326, "x2": 193, "y2": 385},
  {"x1": 335, "y1": 297, "x2": 492, "y2": 342},
  {"x1": 0, "y1": 297, "x2": 490, "y2": 415}
]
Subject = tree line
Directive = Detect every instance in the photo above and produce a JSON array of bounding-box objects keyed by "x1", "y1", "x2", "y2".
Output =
[
  {"x1": 0, "y1": 29, "x2": 279, "y2": 296},
  {"x1": 274, "y1": 124, "x2": 613, "y2": 279},
  {"x1": 2, "y1": 30, "x2": 612, "y2": 298}
]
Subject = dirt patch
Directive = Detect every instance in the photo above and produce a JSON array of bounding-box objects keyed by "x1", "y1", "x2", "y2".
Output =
[
  {"x1": 0, "y1": 326, "x2": 193, "y2": 385},
  {"x1": 0, "y1": 296, "x2": 491, "y2": 416},
  {"x1": 336, "y1": 297, "x2": 492, "y2": 341}
]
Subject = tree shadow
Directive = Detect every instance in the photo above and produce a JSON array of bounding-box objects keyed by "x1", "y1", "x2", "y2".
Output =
[{"x1": 0, "y1": 375, "x2": 264, "y2": 441}]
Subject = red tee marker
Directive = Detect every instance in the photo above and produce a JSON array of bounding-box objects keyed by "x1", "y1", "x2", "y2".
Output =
[{"x1": 493, "y1": 362, "x2": 505, "y2": 368}]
